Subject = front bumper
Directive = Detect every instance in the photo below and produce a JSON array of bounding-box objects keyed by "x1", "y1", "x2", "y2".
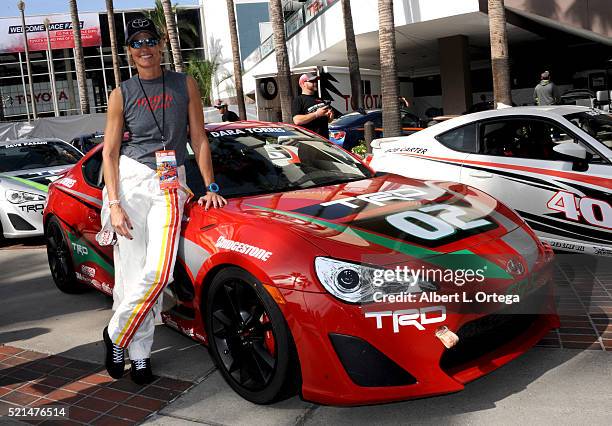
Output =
[
  {"x1": 0, "y1": 202, "x2": 45, "y2": 238},
  {"x1": 281, "y1": 274, "x2": 559, "y2": 406}
]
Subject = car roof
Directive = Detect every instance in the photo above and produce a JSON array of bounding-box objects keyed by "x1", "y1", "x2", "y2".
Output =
[
  {"x1": 0, "y1": 137, "x2": 66, "y2": 146},
  {"x1": 373, "y1": 105, "x2": 599, "y2": 146},
  {"x1": 428, "y1": 105, "x2": 594, "y2": 133}
]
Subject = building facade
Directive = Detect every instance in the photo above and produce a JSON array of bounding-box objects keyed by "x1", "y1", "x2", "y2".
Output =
[
  {"x1": 198, "y1": 0, "x2": 270, "y2": 102},
  {"x1": 241, "y1": 0, "x2": 611, "y2": 117}
]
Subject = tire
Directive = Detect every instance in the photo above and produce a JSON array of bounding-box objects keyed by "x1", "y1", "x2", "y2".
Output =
[
  {"x1": 45, "y1": 216, "x2": 87, "y2": 294},
  {"x1": 205, "y1": 267, "x2": 300, "y2": 404}
]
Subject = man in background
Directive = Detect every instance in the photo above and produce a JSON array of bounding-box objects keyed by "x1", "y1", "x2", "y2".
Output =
[
  {"x1": 534, "y1": 71, "x2": 561, "y2": 106},
  {"x1": 292, "y1": 73, "x2": 334, "y2": 138},
  {"x1": 215, "y1": 101, "x2": 239, "y2": 122}
]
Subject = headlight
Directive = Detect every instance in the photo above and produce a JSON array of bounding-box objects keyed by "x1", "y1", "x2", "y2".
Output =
[
  {"x1": 314, "y1": 257, "x2": 438, "y2": 304},
  {"x1": 6, "y1": 190, "x2": 46, "y2": 204}
]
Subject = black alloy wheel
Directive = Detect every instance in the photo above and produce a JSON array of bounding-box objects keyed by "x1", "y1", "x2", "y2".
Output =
[
  {"x1": 45, "y1": 217, "x2": 85, "y2": 294},
  {"x1": 205, "y1": 267, "x2": 300, "y2": 404}
]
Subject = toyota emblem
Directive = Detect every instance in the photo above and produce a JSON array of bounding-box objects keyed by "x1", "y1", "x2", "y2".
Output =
[
  {"x1": 131, "y1": 18, "x2": 149, "y2": 28},
  {"x1": 505, "y1": 259, "x2": 525, "y2": 276}
]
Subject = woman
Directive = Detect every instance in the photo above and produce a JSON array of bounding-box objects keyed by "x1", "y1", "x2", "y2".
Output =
[{"x1": 100, "y1": 17, "x2": 226, "y2": 385}]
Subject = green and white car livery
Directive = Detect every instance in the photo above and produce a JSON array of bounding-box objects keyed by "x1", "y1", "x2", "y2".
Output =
[{"x1": 0, "y1": 138, "x2": 82, "y2": 239}]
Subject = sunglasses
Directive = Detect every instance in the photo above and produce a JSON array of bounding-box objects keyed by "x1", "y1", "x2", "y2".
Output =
[{"x1": 129, "y1": 38, "x2": 160, "y2": 49}]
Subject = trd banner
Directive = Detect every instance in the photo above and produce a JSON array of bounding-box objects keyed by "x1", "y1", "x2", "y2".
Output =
[{"x1": 0, "y1": 13, "x2": 101, "y2": 53}]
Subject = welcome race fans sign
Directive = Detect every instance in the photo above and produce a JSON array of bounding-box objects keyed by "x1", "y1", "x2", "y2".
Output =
[{"x1": 0, "y1": 13, "x2": 101, "y2": 53}]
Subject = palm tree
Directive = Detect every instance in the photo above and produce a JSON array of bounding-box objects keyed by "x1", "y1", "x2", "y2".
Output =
[
  {"x1": 145, "y1": 0, "x2": 173, "y2": 67},
  {"x1": 488, "y1": 0, "x2": 512, "y2": 107},
  {"x1": 146, "y1": 1, "x2": 197, "y2": 71},
  {"x1": 269, "y1": 0, "x2": 293, "y2": 123},
  {"x1": 378, "y1": 0, "x2": 400, "y2": 136},
  {"x1": 105, "y1": 0, "x2": 121, "y2": 88},
  {"x1": 341, "y1": 0, "x2": 363, "y2": 111},
  {"x1": 161, "y1": 0, "x2": 184, "y2": 72},
  {"x1": 69, "y1": 0, "x2": 90, "y2": 114},
  {"x1": 226, "y1": 0, "x2": 246, "y2": 120},
  {"x1": 207, "y1": 36, "x2": 235, "y2": 101},
  {"x1": 17, "y1": 0, "x2": 36, "y2": 120}
]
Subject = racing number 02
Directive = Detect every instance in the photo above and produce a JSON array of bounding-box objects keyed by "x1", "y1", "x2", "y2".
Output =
[{"x1": 386, "y1": 204, "x2": 491, "y2": 240}]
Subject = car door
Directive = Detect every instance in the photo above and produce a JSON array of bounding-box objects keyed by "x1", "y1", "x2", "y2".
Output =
[
  {"x1": 462, "y1": 116, "x2": 612, "y2": 255},
  {"x1": 76, "y1": 149, "x2": 115, "y2": 292}
]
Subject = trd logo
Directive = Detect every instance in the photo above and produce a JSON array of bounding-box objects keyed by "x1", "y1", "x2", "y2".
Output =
[
  {"x1": 365, "y1": 306, "x2": 446, "y2": 332},
  {"x1": 320, "y1": 188, "x2": 428, "y2": 209},
  {"x1": 18, "y1": 204, "x2": 44, "y2": 213},
  {"x1": 72, "y1": 243, "x2": 88, "y2": 256}
]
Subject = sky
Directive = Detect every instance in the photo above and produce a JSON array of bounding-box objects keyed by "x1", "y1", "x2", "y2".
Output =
[{"x1": 0, "y1": 0, "x2": 200, "y2": 18}]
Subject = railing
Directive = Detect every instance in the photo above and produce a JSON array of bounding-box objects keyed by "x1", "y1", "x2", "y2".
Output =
[{"x1": 243, "y1": 0, "x2": 339, "y2": 72}]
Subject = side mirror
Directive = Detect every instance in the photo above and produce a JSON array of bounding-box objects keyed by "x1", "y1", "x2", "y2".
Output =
[
  {"x1": 553, "y1": 142, "x2": 590, "y2": 171},
  {"x1": 553, "y1": 142, "x2": 587, "y2": 160}
]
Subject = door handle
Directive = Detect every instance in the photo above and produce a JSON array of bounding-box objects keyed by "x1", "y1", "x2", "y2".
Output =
[
  {"x1": 88, "y1": 211, "x2": 99, "y2": 223},
  {"x1": 469, "y1": 170, "x2": 493, "y2": 178}
]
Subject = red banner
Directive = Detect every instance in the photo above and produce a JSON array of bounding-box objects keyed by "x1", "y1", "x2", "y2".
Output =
[{"x1": 0, "y1": 13, "x2": 101, "y2": 53}]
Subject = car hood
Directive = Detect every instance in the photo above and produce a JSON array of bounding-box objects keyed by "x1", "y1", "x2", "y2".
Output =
[
  {"x1": 0, "y1": 174, "x2": 52, "y2": 195},
  {"x1": 0, "y1": 166, "x2": 71, "y2": 188},
  {"x1": 236, "y1": 174, "x2": 522, "y2": 265}
]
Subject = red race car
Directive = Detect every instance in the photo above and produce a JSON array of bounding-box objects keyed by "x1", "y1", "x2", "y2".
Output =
[{"x1": 44, "y1": 121, "x2": 559, "y2": 405}]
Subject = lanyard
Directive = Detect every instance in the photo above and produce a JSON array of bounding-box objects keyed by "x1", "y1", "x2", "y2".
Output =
[{"x1": 137, "y1": 70, "x2": 166, "y2": 149}]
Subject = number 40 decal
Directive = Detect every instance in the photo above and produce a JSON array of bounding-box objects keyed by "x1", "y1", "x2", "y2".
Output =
[{"x1": 547, "y1": 191, "x2": 612, "y2": 230}]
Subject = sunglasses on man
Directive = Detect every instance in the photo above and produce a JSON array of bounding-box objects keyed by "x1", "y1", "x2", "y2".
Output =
[{"x1": 129, "y1": 38, "x2": 160, "y2": 49}]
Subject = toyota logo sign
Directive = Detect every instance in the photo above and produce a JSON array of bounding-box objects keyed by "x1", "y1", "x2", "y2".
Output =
[{"x1": 131, "y1": 18, "x2": 149, "y2": 28}]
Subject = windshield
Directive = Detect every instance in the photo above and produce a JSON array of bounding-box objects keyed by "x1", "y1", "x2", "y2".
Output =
[
  {"x1": 565, "y1": 112, "x2": 612, "y2": 149},
  {"x1": 185, "y1": 126, "x2": 373, "y2": 198},
  {"x1": 0, "y1": 140, "x2": 83, "y2": 173}
]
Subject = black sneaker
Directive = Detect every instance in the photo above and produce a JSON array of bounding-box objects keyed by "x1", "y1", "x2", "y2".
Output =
[
  {"x1": 130, "y1": 358, "x2": 154, "y2": 385},
  {"x1": 103, "y1": 327, "x2": 125, "y2": 379}
]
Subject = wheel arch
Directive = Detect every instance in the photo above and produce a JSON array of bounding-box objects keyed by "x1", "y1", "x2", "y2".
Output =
[{"x1": 199, "y1": 262, "x2": 303, "y2": 402}]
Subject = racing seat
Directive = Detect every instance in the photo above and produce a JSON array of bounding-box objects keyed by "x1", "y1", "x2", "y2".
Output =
[{"x1": 484, "y1": 130, "x2": 514, "y2": 156}]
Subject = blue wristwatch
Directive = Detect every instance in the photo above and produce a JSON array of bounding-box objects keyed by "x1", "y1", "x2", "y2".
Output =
[{"x1": 207, "y1": 182, "x2": 220, "y2": 193}]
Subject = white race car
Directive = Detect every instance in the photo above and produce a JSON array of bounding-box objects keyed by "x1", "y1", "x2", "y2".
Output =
[
  {"x1": 0, "y1": 138, "x2": 83, "y2": 239},
  {"x1": 370, "y1": 106, "x2": 612, "y2": 257}
]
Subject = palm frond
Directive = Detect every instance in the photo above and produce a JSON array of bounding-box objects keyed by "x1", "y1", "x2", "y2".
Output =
[{"x1": 186, "y1": 56, "x2": 216, "y2": 105}]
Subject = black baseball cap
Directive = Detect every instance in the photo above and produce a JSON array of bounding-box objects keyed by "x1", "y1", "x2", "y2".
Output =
[{"x1": 125, "y1": 17, "x2": 161, "y2": 44}]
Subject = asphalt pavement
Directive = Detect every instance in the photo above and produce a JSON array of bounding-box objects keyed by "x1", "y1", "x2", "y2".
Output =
[{"x1": 0, "y1": 242, "x2": 611, "y2": 425}]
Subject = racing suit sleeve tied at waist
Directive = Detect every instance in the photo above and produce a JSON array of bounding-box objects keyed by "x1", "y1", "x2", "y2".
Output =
[{"x1": 104, "y1": 155, "x2": 191, "y2": 358}]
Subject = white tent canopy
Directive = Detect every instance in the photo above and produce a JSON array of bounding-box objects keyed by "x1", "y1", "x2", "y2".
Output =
[{"x1": 0, "y1": 113, "x2": 108, "y2": 142}]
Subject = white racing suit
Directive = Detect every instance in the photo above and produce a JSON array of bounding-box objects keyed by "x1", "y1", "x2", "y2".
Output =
[{"x1": 100, "y1": 155, "x2": 192, "y2": 359}]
